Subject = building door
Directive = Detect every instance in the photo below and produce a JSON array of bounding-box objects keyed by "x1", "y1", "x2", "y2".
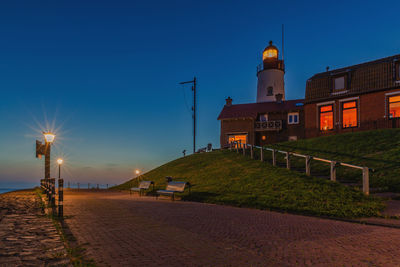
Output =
[{"x1": 228, "y1": 134, "x2": 247, "y2": 145}]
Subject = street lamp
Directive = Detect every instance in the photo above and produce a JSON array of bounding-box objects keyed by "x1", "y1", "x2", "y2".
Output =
[
  {"x1": 57, "y1": 158, "x2": 63, "y2": 179},
  {"x1": 43, "y1": 132, "x2": 56, "y2": 144},
  {"x1": 135, "y1": 169, "x2": 140, "y2": 176}
]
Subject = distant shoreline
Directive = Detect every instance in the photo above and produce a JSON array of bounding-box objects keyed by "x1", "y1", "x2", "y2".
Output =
[{"x1": 0, "y1": 188, "x2": 33, "y2": 194}]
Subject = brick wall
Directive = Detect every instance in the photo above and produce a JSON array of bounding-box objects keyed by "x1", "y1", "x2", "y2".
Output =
[{"x1": 305, "y1": 88, "x2": 400, "y2": 138}]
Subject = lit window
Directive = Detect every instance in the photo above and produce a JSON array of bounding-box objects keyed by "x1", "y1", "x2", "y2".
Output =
[
  {"x1": 334, "y1": 76, "x2": 345, "y2": 90},
  {"x1": 389, "y1": 95, "x2": 400, "y2": 118},
  {"x1": 267, "y1": 87, "x2": 273, "y2": 96},
  {"x1": 319, "y1": 104, "x2": 334, "y2": 131},
  {"x1": 288, "y1": 112, "x2": 299, "y2": 124},
  {"x1": 228, "y1": 134, "x2": 247, "y2": 144},
  {"x1": 342, "y1": 101, "x2": 358, "y2": 128},
  {"x1": 258, "y1": 113, "x2": 268, "y2": 122},
  {"x1": 262, "y1": 135, "x2": 266, "y2": 140}
]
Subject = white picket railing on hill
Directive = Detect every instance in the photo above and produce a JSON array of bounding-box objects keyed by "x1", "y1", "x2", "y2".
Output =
[{"x1": 229, "y1": 142, "x2": 371, "y2": 195}]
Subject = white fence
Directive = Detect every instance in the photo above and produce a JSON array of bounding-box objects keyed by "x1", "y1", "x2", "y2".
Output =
[{"x1": 230, "y1": 142, "x2": 371, "y2": 195}]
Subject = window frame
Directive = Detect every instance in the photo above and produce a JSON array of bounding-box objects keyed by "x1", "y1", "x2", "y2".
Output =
[
  {"x1": 332, "y1": 75, "x2": 347, "y2": 91},
  {"x1": 341, "y1": 100, "x2": 358, "y2": 129},
  {"x1": 396, "y1": 62, "x2": 400, "y2": 81},
  {"x1": 287, "y1": 112, "x2": 299, "y2": 125},
  {"x1": 267, "y1": 87, "x2": 273, "y2": 96},
  {"x1": 318, "y1": 104, "x2": 334, "y2": 131},
  {"x1": 388, "y1": 94, "x2": 400, "y2": 119}
]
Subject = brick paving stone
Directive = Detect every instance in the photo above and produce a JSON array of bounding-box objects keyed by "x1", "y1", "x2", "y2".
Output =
[
  {"x1": 0, "y1": 190, "x2": 71, "y2": 266},
  {"x1": 64, "y1": 190, "x2": 400, "y2": 267}
]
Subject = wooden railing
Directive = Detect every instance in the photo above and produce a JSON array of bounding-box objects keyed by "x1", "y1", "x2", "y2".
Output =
[
  {"x1": 229, "y1": 142, "x2": 372, "y2": 195},
  {"x1": 254, "y1": 120, "x2": 282, "y2": 131}
]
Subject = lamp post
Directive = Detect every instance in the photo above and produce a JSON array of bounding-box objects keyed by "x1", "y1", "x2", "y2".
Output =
[{"x1": 57, "y1": 158, "x2": 63, "y2": 179}]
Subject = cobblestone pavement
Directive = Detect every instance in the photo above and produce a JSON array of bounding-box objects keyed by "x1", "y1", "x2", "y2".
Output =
[
  {"x1": 64, "y1": 190, "x2": 400, "y2": 267},
  {"x1": 0, "y1": 190, "x2": 71, "y2": 266}
]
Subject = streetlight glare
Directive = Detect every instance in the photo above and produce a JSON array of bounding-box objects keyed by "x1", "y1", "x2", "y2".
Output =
[
  {"x1": 57, "y1": 158, "x2": 63, "y2": 165},
  {"x1": 43, "y1": 132, "x2": 56, "y2": 143},
  {"x1": 135, "y1": 170, "x2": 140, "y2": 175}
]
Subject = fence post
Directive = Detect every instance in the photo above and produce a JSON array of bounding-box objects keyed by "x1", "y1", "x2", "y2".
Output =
[
  {"x1": 250, "y1": 145, "x2": 254, "y2": 159},
  {"x1": 78, "y1": 182, "x2": 80, "y2": 189},
  {"x1": 68, "y1": 181, "x2": 70, "y2": 189},
  {"x1": 243, "y1": 143, "x2": 246, "y2": 156},
  {"x1": 260, "y1": 147, "x2": 264, "y2": 162},
  {"x1": 330, "y1": 161, "x2": 337, "y2": 181},
  {"x1": 229, "y1": 142, "x2": 232, "y2": 151},
  {"x1": 88, "y1": 183, "x2": 90, "y2": 189},
  {"x1": 236, "y1": 142, "x2": 239, "y2": 153},
  {"x1": 305, "y1": 156, "x2": 311, "y2": 176},
  {"x1": 286, "y1": 152, "x2": 291, "y2": 170},
  {"x1": 58, "y1": 179, "x2": 63, "y2": 218},
  {"x1": 363, "y1": 167, "x2": 369, "y2": 195},
  {"x1": 97, "y1": 184, "x2": 99, "y2": 189},
  {"x1": 272, "y1": 149, "x2": 277, "y2": 166},
  {"x1": 106, "y1": 184, "x2": 108, "y2": 189}
]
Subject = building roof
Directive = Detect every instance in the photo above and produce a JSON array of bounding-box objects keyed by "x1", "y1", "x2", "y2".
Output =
[
  {"x1": 305, "y1": 54, "x2": 400, "y2": 103},
  {"x1": 217, "y1": 99, "x2": 304, "y2": 120}
]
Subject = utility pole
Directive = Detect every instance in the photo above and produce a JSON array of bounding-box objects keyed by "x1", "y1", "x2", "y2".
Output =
[{"x1": 179, "y1": 76, "x2": 197, "y2": 154}]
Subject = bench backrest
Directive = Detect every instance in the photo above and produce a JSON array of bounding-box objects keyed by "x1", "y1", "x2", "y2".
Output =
[
  {"x1": 165, "y1": 181, "x2": 188, "y2": 192},
  {"x1": 138, "y1": 181, "x2": 153, "y2": 189}
]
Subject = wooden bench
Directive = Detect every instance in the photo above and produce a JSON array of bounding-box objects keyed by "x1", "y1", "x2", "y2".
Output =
[
  {"x1": 156, "y1": 181, "x2": 191, "y2": 200},
  {"x1": 130, "y1": 181, "x2": 154, "y2": 196}
]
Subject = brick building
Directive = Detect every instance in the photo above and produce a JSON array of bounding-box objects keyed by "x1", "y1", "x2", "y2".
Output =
[
  {"x1": 218, "y1": 41, "x2": 305, "y2": 147},
  {"x1": 304, "y1": 54, "x2": 400, "y2": 138}
]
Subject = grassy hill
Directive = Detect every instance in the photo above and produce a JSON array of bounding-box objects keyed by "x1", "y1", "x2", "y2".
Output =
[
  {"x1": 114, "y1": 150, "x2": 383, "y2": 218},
  {"x1": 270, "y1": 128, "x2": 400, "y2": 192}
]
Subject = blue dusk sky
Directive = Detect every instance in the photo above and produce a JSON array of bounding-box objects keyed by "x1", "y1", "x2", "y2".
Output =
[{"x1": 0, "y1": 0, "x2": 399, "y2": 187}]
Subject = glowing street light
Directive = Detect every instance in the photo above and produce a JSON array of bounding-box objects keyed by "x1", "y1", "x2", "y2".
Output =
[
  {"x1": 57, "y1": 158, "x2": 63, "y2": 179},
  {"x1": 43, "y1": 132, "x2": 56, "y2": 144},
  {"x1": 135, "y1": 169, "x2": 140, "y2": 176}
]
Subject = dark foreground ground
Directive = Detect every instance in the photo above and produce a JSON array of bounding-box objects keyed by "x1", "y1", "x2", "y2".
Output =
[
  {"x1": 0, "y1": 190, "x2": 70, "y2": 266},
  {"x1": 63, "y1": 190, "x2": 400, "y2": 267}
]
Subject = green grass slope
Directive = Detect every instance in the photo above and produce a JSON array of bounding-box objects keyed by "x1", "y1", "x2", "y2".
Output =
[
  {"x1": 271, "y1": 128, "x2": 400, "y2": 192},
  {"x1": 114, "y1": 150, "x2": 383, "y2": 218}
]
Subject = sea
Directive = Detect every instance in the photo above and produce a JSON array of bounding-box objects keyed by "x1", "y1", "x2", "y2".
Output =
[
  {"x1": 0, "y1": 188, "x2": 17, "y2": 194},
  {"x1": 0, "y1": 182, "x2": 38, "y2": 195}
]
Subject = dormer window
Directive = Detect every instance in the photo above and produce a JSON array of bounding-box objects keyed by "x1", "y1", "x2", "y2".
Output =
[
  {"x1": 333, "y1": 76, "x2": 346, "y2": 90},
  {"x1": 267, "y1": 87, "x2": 273, "y2": 96},
  {"x1": 258, "y1": 113, "x2": 268, "y2": 122}
]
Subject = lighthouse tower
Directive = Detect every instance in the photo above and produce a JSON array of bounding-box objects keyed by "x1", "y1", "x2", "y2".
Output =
[{"x1": 256, "y1": 41, "x2": 285, "y2": 103}]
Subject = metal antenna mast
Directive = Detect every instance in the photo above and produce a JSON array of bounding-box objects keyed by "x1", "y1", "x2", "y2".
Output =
[{"x1": 179, "y1": 76, "x2": 197, "y2": 154}]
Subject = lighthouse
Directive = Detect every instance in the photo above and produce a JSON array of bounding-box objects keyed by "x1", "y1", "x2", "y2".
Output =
[{"x1": 256, "y1": 41, "x2": 285, "y2": 103}]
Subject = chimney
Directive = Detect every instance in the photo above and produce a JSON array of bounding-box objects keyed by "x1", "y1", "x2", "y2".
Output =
[
  {"x1": 275, "y1": 93, "x2": 283, "y2": 103},
  {"x1": 225, "y1": 97, "x2": 233, "y2": 106}
]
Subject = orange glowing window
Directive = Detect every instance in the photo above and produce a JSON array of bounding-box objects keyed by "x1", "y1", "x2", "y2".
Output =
[
  {"x1": 342, "y1": 101, "x2": 358, "y2": 128},
  {"x1": 228, "y1": 135, "x2": 247, "y2": 144},
  {"x1": 319, "y1": 104, "x2": 334, "y2": 131},
  {"x1": 389, "y1": 95, "x2": 400, "y2": 118}
]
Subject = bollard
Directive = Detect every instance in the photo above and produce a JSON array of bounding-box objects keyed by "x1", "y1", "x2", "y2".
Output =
[
  {"x1": 305, "y1": 156, "x2": 311, "y2": 176},
  {"x1": 285, "y1": 152, "x2": 291, "y2": 170},
  {"x1": 362, "y1": 167, "x2": 369, "y2": 195},
  {"x1": 260, "y1": 147, "x2": 264, "y2": 162},
  {"x1": 58, "y1": 179, "x2": 63, "y2": 218},
  {"x1": 272, "y1": 149, "x2": 277, "y2": 166},
  {"x1": 330, "y1": 161, "x2": 337, "y2": 181},
  {"x1": 250, "y1": 145, "x2": 254, "y2": 159}
]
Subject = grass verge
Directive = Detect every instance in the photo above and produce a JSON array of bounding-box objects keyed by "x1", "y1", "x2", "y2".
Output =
[{"x1": 113, "y1": 150, "x2": 384, "y2": 218}]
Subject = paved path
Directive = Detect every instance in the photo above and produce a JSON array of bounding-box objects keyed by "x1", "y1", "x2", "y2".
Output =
[
  {"x1": 0, "y1": 190, "x2": 70, "y2": 266},
  {"x1": 64, "y1": 190, "x2": 400, "y2": 267}
]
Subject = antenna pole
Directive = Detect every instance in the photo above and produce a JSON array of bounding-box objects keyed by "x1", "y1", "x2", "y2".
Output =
[
  {"x1": 179, "y1": 76, "x2": 197, "y2": 154},
  {"x1": 282, "y1": 24, "x2": 284, "y2": 61}
]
